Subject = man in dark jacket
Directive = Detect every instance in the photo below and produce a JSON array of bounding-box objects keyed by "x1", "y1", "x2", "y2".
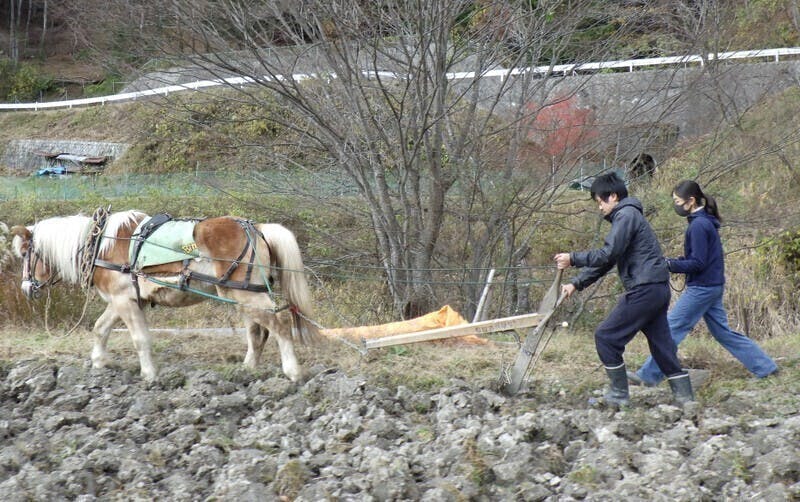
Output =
[{"x1": 554, "y1": 173, "x2": 694, "y2": 406}]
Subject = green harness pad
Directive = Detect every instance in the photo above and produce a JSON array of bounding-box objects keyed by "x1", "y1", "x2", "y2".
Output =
[{"x1": 130, "y1": 217, "x2": 200, "y2": 269}]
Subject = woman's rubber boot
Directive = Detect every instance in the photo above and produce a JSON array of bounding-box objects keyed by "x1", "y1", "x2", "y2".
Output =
[
  {"x1": 604, "y1": 364, "x2": 630, "y2": 407},
  {"x1": 668, "y1": 373, "x2": 695, "y2": 405}
]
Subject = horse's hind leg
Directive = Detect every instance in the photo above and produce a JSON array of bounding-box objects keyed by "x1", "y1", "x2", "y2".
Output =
[
  {"x1": 224, "y1": 290, "x2": 303, "y2": 382},
  {"x1": 248, "y1": 313, "x2": 302, "y2": 382},
  {"x1": 113, "y1": 297, "x2": 157, "y2": 382},
  {"x1": 272, "y1": 327, "x2": 303, "y2": 382},
  {"x1": 243, "y1": 319, "x2": 269, "y2": 368},
  {"x1": 254, "y1": 314, "x2": 303, "y2": 381},
  {"x1": 91, "y1": 303, "x2": 119, "y2": 369}
]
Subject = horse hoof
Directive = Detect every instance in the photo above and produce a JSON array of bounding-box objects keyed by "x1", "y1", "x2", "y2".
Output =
[
  {"x1": 141, "y1": 370, "x2": 158, "y2": 383},
  {"x1": 287, "y1": 369, "x2": 309, "y2": 384}
]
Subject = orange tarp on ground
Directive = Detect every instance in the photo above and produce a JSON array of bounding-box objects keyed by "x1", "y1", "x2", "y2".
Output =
[{"x1": 322, "y1": 305, "x2": 490, "y2": 345}]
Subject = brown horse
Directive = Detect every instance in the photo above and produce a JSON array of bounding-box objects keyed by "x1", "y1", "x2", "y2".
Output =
[{"x1": 10, "y1": 210, "x2": 320, "y2": 382}]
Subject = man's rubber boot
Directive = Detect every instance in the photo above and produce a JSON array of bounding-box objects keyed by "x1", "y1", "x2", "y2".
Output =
[
  {"x1": 668, "y1": 372, "x2": 695, "y2": 405},
  {"x1": 604, "y1": 364, "x2": 630, "y2": 407}
]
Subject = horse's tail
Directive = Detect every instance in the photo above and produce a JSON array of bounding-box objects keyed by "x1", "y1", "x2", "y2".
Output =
[{"x1": 257, "y1": 223, "x2": 321, "y2": 344}]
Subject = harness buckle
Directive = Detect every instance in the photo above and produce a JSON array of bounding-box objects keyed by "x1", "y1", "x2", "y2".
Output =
[{"x1": 178, "y1": 259, "x2": 193, "y2": 290}]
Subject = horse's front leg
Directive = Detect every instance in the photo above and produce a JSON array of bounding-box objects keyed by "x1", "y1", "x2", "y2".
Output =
[
  {"x1": 113, "y1": 297, "x2": 157, "y2": 382},
  {"x1": 91, "y1": 303, "x2": 120, "y2": 369},
  {"x1": 243, "y1": 319, "x2": 269, "y2": 368}
]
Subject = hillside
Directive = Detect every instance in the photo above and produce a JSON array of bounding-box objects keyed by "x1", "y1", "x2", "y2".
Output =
[
  {"x1": 3, "y1": 0, "x2": 800, "y2": 104},
  {"x1": 1, "y1": 65, "x2": 798, "y2": 366},
  {"x1": 3, "y1": 0, "x2": 800, "y2": 332}
]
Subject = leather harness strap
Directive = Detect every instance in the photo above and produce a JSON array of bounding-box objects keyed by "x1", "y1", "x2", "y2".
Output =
[
  {"x1": 93, "y1": 217, "x2": 274, "y2": 297},
  {"x1": 94, "y1": 259, "x2": 131, "y2": 274},
  {"x1": 176, "y1": 219, "x2": 271, "y2": 293},
  {"x1": 177, "y1": 268, "x2": 272, "y2": 293}
]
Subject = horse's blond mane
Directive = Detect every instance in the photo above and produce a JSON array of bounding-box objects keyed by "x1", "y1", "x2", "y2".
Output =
[
  {"x1": 99, "y1": 210, "x2": 147, "y2": 256},
  {"x1": 33, "y1": 210, "x2": 146, "y2": 284},
  {"x1": 33, "y1": 215, "x2": 91, "y2": 284}
]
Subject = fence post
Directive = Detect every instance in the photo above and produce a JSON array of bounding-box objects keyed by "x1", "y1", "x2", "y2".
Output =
[{"x1": 473, "y1": 268, "x2": 495, "y2": 323}]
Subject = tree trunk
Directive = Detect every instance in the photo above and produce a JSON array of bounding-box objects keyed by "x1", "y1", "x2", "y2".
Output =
[
  {"x1": 23, "y1": 0, "x2": 31, "y2": 56},
  {"x1": 790, "y1": 1, "x2": 800, "y2": 31},
  {"x1": 39, "y1": 0, "x2": 48, "y2": 58},
  {"x1": 9, "y1": 0, "x2": 18, "y2": 62}
]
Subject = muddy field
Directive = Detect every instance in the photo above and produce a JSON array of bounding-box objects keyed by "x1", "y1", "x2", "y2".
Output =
[{"x1": 0, "y1": 343, "x2": 798, "y2": 501}]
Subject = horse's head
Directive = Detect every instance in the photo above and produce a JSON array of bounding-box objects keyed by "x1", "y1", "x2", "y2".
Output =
[{"x1": 10, "y1": 225, "x2": 56, "y2": 299}]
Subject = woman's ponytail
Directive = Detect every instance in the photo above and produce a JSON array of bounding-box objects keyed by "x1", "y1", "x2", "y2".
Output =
[{"x1": 703, "y1": 193, "x2": 722, "y2": 222}]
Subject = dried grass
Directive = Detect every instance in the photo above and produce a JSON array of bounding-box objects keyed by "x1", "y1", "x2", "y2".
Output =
[{"x1": 0, "y1": 315, "x2": 796, "y2": 406}]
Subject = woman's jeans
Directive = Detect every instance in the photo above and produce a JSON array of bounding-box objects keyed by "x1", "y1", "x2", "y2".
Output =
[{"x1": 635, "y1": 284, "x2": 777, "y2": 385}]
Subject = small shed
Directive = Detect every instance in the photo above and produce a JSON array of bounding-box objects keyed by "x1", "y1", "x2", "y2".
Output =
[{"x1": 34, "y1": 152, "x2": 108, "y2": 176}]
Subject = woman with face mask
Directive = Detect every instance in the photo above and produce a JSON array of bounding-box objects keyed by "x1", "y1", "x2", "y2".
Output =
[{"x1": 628, "y1": 180, "x2": 778, "y2": 387}]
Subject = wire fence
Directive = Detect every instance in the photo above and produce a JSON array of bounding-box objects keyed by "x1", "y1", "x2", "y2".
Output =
[
  {"x1": 1, "y1": 162, "x2": 616, "y2": 202},
  {"x1": 0, "y1": 169, "x2": 359, "y2": 201}
]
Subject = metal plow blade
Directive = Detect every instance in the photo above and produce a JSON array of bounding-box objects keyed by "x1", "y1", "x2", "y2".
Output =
[{"x1": 503, "y1": 269, "x2": 565, "y2": 395}]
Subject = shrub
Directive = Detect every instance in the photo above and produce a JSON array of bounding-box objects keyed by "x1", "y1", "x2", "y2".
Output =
[
  {"x1": 761, "y1": 228, "x2": 800, "y2": 280},
  {"x1": 0, "y1": 58, "x2": 53, "y2": 102}
]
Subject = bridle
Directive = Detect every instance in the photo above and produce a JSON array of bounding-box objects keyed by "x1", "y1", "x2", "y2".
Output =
[{"x1": 20, "y1": 236, "x2": 60, "y2": 299}]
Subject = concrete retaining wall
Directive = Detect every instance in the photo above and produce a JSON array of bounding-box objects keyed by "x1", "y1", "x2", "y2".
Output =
[{"x1": 2, "y1": 139, "x2": 129, "y2": 173}]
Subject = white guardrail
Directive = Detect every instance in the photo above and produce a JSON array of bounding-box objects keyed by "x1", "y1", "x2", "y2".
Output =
[{"x1": 2, "y1": 47, "x2": 799, "y2": 112}]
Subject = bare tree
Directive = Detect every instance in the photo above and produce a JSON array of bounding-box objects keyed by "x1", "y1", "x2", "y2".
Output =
[
  {"x1": 80, "y1": 0, "x2": 756, "y2": 321},
  {"x1": 115, "y1": 0, "x2": 682, "y2": 318}
]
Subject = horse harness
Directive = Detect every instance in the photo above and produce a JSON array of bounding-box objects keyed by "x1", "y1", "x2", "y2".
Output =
[
  {"x1": 20, "y1": 207, "x2": 110, "y2": 299},
  {"x1": 19, "y1": 236, "x2": 60, "y2": 299},
  {"x1": 90, "y1": 213, "x2": 275, "y2": 306}
]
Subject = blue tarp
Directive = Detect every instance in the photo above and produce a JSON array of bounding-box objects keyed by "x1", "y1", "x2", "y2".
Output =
[{"x1": 35, "y1": 166, "x2": 70, "y2": 176}]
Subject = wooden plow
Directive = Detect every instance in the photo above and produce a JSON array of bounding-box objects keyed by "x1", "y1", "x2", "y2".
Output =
[
  {"x1": 358, "y1": 269, "x2": 567, "y2": 396},
  {"x1": 361, "y1": 311, "x2": 548, "y2": 349}
]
